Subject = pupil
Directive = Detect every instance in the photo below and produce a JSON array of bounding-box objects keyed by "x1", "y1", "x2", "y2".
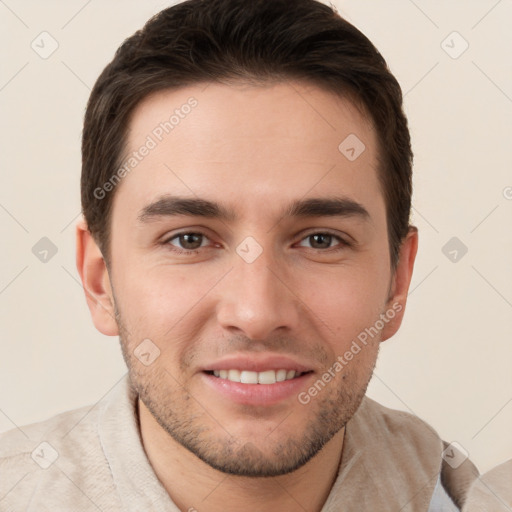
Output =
[
  {"x1": 312, "y1": 234, "x2": 331, "y2": 248},
  {"x1": 181, "y1": 233, "x2": 201, "y2": 249}
]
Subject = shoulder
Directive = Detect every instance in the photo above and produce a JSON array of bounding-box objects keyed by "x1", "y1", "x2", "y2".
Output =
[
  {"x1": 0, "y1": 403, "x2": 96, "y2": 456},
  {"x1": 354, "y1": 397, "x2": 480, "y2": 509},
  {"x1": 462, "y1": 458, "x2": 512, "y2": 511},
  {"x1": 0, "y1": 403, "x2": 114, "y2": 510},
  {"x1": 356, "y1": 395, "x2": 442, "y2": 442}
]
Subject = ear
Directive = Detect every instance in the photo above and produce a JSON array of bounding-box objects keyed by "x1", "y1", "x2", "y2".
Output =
[
  {"x1": 75, "y1": 217, "x2": 119, "y2": 336},
  {"x1": 380, "y1": 226, "x2": 418, "y2": 342}
]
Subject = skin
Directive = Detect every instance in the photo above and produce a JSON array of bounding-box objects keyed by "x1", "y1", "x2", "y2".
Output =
[{"x1": 76, "y1": 81, "x2": 418, "y2": 511}]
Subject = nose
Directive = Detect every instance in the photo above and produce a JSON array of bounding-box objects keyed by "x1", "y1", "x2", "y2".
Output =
[{"x1": 215, "y1": 247, "x2": 301, "y2": 341}]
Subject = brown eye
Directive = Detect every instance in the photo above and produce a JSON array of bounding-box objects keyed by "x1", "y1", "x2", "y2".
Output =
[
  {"x1": 169, "y1": 233, "x2": 206, "y2": 250},
  {"x1": 308, "y1": 233, "x2": 333, "y2": 249},
  {"x1": 298, "y1": 233, "x2": 342, "y2": 250}
]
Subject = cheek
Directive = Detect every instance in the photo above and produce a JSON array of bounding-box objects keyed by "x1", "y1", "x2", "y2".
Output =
[
  {"x1": 113, "y1": 262, "x2": 220, "y2": 342},
  {"x1": 296, "y1": 264, "x2": 390, "y2": 348}
]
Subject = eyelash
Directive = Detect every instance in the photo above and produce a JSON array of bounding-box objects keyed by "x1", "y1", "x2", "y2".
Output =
[{"x1": 162, "y1": 231, "x2": 351, "y2": 255}]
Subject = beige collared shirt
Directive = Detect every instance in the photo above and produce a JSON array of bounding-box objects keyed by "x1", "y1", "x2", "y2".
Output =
[{"x1": 0, "y1": 374, "x2": 490, "y2": 511}]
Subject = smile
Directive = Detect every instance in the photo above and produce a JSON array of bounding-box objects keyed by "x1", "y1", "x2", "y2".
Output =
[{"x1": 207, "y1": 369, "x2": 307, "y2": 384}]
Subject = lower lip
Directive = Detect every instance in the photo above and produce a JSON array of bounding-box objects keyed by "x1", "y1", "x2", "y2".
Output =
[{"x1": 201, "y1": 372, "x2": 314, "y2": 406}]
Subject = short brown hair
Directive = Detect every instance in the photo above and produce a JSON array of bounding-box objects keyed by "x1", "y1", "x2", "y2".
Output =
[{"x1": 81, "y1": 0, "x2": 413, "y2": 268}]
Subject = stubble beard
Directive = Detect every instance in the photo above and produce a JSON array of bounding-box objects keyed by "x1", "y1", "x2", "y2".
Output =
[{"x1": 115, "y1": 308, "x2": 378, "y2": 477}]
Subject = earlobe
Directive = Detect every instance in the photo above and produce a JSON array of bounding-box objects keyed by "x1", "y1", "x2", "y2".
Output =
[
  {"x1": 75, "y1": 217, "x2": 119, "y2": 336},
  {"x1": 381, "y1": 226, "x2": 419, "y2": 341}
]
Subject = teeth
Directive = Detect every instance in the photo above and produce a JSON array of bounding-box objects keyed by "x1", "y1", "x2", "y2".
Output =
[
  {"x1": 258, "y1": 370, "x2": 276, "y2": 384},
  {"x1": 211, "y1": 369, "x2": 301, "y2": 384},
  {"x1": 228, "y1": 369, "x2": 241, "y2": 382},
  {"x1": 240, "y1": 371, "x2": 259, "y2": 384},
  {"x1": 276, "y1": 369, "x2": 287, "y2": 382}
]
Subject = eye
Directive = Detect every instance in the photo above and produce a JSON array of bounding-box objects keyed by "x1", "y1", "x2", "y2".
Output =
[
  {"x1": 297, "y1": 232, "x2": 347, "y2": 250},
  {"x1": 162, "y1": 230, "x2": 349, "y2": 255},
  {"x1": 167, "y1": 232, "x2": 210, "y2": 251}
]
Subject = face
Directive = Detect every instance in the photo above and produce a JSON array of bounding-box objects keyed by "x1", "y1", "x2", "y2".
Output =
[{"x1": 92, "y1": 81, "x2": 412, "y2": 477}]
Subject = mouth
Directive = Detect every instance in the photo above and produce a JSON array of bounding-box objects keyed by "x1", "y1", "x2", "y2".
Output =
[
  {"x1": 204, "y1": 369, "x2": 312, "y2": 384},
  {"x1": 200, "y1": 355, "x2": 315, "y2": 406}
]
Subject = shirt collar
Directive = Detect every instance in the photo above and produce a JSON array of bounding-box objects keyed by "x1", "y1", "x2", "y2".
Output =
[
  {"x1": 98, "y1": 374, "x2": 180, "y2": 511},
  {"x1": 322, "y1": 396, "x2": 443, "y2": 511}
]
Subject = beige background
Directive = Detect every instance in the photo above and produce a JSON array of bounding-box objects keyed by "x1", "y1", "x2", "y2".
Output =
[{"x1": 0, "y1": 0, "x2": 511, "y2": 474}]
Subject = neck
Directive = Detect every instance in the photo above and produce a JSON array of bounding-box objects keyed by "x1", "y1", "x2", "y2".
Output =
[{"x1": 138, "y1": 398, "x2": 345, "y2": 512}]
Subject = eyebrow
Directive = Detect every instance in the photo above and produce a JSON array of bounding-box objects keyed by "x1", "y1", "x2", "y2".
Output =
[{"x1": 137, "y1": 195, "x2": 370, "y2": 223}]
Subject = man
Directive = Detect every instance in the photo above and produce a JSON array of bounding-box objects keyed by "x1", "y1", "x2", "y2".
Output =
[{"x1": 1, "y1": 0, "x2": 509, "y2": 510}]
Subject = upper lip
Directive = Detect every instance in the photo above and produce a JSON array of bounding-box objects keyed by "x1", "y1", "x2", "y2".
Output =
[{"x1": 202, "y1": 354, "x2": 314, "y2": 373}]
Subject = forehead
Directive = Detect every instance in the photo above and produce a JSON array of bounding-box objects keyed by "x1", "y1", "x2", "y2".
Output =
[{"x1": 113, "y1": 81, "x2": 383, "y2": 224}]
